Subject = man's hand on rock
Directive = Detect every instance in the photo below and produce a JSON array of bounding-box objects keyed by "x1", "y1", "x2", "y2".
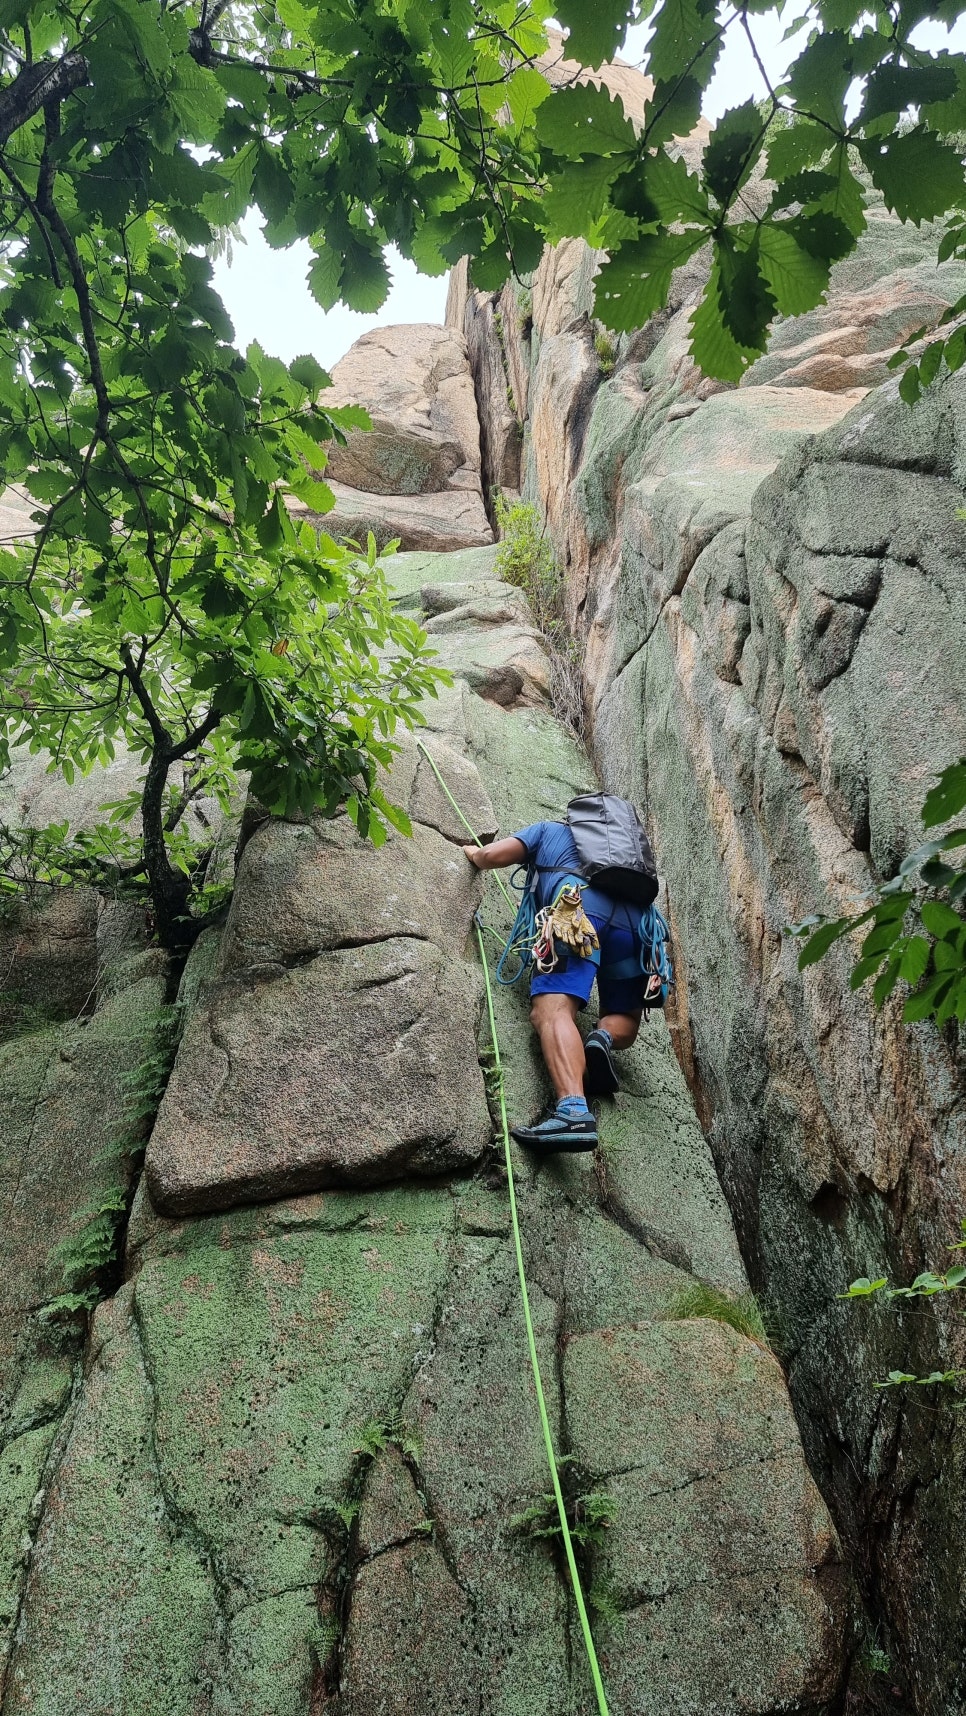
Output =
[{"x1": 463, "y1": 843, "x2": 482, "y2": 867}]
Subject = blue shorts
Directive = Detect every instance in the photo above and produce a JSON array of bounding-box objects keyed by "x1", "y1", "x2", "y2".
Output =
[{"x1": 530, "y1": 912, "x2": 647, "y2": 1015}]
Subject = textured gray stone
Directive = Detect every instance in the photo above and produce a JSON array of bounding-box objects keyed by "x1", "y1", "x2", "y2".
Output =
[
  {"x1": 146, "y1": 754, "x2": 495, "y2": 1213},
  {"x1": 2, "y1": 437, "x2": 848, "y2": 1710},
  {"x1": 292, "y1": 324, "x2": 495, "y2": 552},
  {"x1": 453, "y1": 159, "x2": 966, "y2": 1709}
]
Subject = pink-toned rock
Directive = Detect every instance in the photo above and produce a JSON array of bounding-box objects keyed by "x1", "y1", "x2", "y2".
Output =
[
  {"x1": 287, "y1": 478, "x2": 492, "y2": 554},
  {"x1": 323, "y1": 324, "x2": 484, "y2": 495}
]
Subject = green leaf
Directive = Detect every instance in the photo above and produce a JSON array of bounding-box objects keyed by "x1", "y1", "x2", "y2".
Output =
[
  {"x1": 703, "y1": 99, "x2": 765, "y2": 205},
  {"x1": 766, "y1": 121, "x2": 833, "y2": 179},
  {"x1": 504, "y1": 65, "x2": 551, "y2": 131},
  {"x1": 551, "y1": 0, "x2": 636, "y2": 71},
  {"x1": 469, "y1": 241, "x2": 514, "y2": 291},
  {"x1": 923, "y1": 759, "x2": 966, "y2": 826},
  {"x1": 289, "y1": 354, "x2": 331, "y2": 394},
  {"x1": 252, "y1": 149, "x2": 293, "y2": 224},
  {"x1": 786, "y1": 30, "x2": 857, "y2": 128},
  {"x1": 857, "y1": 129, "x2": 966, "y2": 224},
  {"x1": 921, "y1": 899, "x2": 964, "y2": 938},
  {"x1": 758, "y1": 225, "x2": 831, "y2": 316},
  {"x1": 542, "y1": 156, "x2": 627, "y2": 240},
  {"x1": 536, "y1": 81, "x2": 638, "y2": 158},
  {"x1": 944, "y1": 325, "x2": 966, "y2": 372},
  {"x1": 595, "y1": 231, "x2": 706, "y2": 332},
  {"x1": 903, "y1": 975, "x2": 954, "y2": 1022},
  {"x1": 615, "y1": 150, "x2": 711, "y2": 225},
  {"x1": 646, "y1": 0, "x2": 721, "y2": 88},
  {"x1": 340, "y1": 242, "x2": 391, "y2": 313},
  {"x1": 717, "y1": 235, "x2": 775, "y2": 351},
  {"x1": 289, "y1": 472, "x2": 335, "y2": 513},
  {"x1": 308, "y1": 247, "x2": 343, "y2": 312},
  {"x1": 861, "y1": 916, "x2": 906, "y2": 960},
  {"x1": 918, "y1": 341, "x2": 944, "y2": 389},
  {"x1": 859, "y1": 61, "x2": 959, "y2": 124},
  {"x1": 899, "y1": 936, "x2": 931, "y2": 986},
  {"x1": 797, "y1": 915, "x2": 853, "y2": 969},
  {"x1": 873, "y1": 957, "x2": 903, "y2": 1006},
  {"x1": 256, "y1": 492, "x2": 285, "y2": 550},
  {"x1": 645, "y1": 75, "x2": 704, "y2": 148}
]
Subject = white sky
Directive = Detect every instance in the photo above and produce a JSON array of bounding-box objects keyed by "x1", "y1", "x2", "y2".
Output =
[{"x1": 212, "y1": 10, "x2": 966, "y2": 375}]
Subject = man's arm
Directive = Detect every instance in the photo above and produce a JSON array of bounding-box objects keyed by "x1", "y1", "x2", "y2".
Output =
[{"x1": 463, "y1": 836, "x2": 528, "y2": 870}]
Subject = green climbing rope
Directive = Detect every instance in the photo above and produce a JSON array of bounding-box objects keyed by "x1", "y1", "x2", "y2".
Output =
[
  {"x1": 475, "y1": 918, "x2": 610, "y2": 1716},
  {"x1": 415, "y1": 740, "x2": 517, "y2": 914},
  {"x1": 413, "y1": 739, "x2": 609, "y2": 1712}
]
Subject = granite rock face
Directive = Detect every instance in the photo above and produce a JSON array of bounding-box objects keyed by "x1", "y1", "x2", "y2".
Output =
[
  {"x1": 452, "y1": 105, "x2": 966, "y2": 1713},
  {"x1": 145, "y1": 744, "x2": 495, "y2": 1214},
  {"x1": 0, "y1": 544, "x2": 848, "y2": 1713},
  {"x1": 289, "y1": 324, "x2": 494, "y2": 551}
]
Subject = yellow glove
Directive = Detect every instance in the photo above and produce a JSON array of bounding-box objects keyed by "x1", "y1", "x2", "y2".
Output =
[{"x1": 549, "y1": 886, "x2": 600, "y2": 959}]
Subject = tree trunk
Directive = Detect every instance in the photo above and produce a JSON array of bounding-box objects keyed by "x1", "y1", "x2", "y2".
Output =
[{"x1": 141, "y1": 743, "x2": 194, "y2": 951}]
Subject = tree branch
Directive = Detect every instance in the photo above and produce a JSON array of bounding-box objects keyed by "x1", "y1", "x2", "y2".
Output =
[
  {"x1": 169, "y1": 705, "x2": 221, "y2": 763},
  {"x1": 0, "y1": 50, "x2": 88, "y2": 145},
  {"x1": 120, "y1": 644, "x2": 169, "y2": 747}
]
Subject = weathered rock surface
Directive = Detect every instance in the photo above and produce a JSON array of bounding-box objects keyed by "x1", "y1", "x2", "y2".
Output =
[
  {"x1": 453, "y1": 99, "x2": 966, "y2": 1712},
  {"x1": 0, "y1": 938, "x2": 170, "y2": 1684},
  {"x1": 0, "y1": 543, "x2": 847, "y2": 1713},
  {"x1": 289, "y1": 325, "x2": 493, "y2": 551},
  {"x1": 145, "y1": 757, "x2": 494, "y2": 1214},
  {"x1": 324, "y1": 325, "x2": 483, "y2": 496}
]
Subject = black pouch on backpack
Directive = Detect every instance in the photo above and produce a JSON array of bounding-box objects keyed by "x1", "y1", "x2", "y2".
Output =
[{"x1": 565, "y1": 794, "x2": 659, "y2": 905}]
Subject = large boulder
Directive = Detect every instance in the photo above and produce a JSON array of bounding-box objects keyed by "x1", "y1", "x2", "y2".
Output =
[
  {"x1": 146, "y1": 743, "x2": 495, "y2": 1214},
  {"x1": 290, "y1": 325, "x2": 494, "y2": 551}
]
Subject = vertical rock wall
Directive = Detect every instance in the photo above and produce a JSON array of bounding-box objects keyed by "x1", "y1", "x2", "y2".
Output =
[
  {"x1": 0, "y1": 532, "x2": 849, "y2": 1710},
  {"x1": 451, "y1": 144, "x2": 966, "y2": 1716}
]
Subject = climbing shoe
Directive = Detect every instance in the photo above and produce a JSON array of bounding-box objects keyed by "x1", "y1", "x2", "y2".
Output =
[
  {"x1": 584, "y1": 1027, "x2": 619, "y2": 1097},
  {"x1": 510, "y1": 1102, "x2": 599, "y2": 1153}
]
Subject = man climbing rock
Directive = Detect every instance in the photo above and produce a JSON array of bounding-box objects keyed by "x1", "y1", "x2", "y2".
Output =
[{"x1": 464, "y1": 794, "x2": 668, "y2": 1154}]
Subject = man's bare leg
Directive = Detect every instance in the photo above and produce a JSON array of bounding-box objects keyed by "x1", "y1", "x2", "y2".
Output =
[
  {"x1": 529, "y1": 992, "x2": 586, "y2": 1101},
  {"x1": 597, "y1": 1010, "x2": 643, "y2": 1050}
]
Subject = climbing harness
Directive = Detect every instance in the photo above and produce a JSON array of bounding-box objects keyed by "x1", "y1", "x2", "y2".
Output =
[{"x1": 414, "y1": 741, "x2": 610, "y2": 1716}]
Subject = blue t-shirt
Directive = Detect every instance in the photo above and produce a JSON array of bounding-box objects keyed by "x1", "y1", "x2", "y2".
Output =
[{"x1": 512, "y1": 820, "x2": 640, "y2": 932}]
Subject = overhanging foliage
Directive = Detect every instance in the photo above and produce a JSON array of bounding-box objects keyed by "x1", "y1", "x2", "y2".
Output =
[{"x1": 1, "y1": 0, "x2": 965, "y2": 944}]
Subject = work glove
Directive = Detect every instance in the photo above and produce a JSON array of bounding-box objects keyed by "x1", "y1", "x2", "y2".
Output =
[{"x1": 548, "y1": 886, "x2": 600, "y2": 959}]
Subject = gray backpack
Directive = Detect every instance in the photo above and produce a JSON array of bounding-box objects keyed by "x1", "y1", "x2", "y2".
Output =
[{"x1": 566, "y1": 794, "x2": 658, "y2": 905}]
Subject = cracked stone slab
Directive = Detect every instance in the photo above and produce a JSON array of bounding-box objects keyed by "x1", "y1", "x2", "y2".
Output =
[
  {"x1": 146, "y1": 933, "x2": 490, "y2": 1215},
  {"x1": 147, "y1": 785, "x2": 494, "y2": 1215},
  {"x1": 288, "y1": 481, "x2": 494, "y2": 554},
  {"x1": 1, "y1": 1287, "x2": 224, "y2": 1716},
  {"x1": 339, "y1": 1537, "x2": 478, "y2": 1716},
  {"x1": 4, "y1": 1195, "x2": 456, "y2": 1714},
  {"x1": 564, "y1": 1318, "x2": 847, "y2": 1705}
]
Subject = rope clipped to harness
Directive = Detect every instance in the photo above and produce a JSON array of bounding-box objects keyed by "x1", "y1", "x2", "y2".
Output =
[
  {"x1": 640, "y1": 902, "x2": 673, "y2": 1009},
  {"x1": 494, "y1": 866, "x2": 538, "y2": 987}
]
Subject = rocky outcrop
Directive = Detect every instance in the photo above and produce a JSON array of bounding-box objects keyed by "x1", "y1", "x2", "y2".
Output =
[
  {"x1": 0, "y1": 538, "x2": 849, "y2": 1712},
  {"x1": 453, "y1": 129, "x2": 966, "y2": 1714},
  {"x1": 290, "y1": 325, "x2": 494, "y2": 551},
  {"x1": 145, "y1": 740, "x2": 495, "y2": 1214}
]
